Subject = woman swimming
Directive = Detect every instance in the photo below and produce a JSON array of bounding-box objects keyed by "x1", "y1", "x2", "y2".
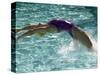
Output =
[{"x1": 12, "y1": 19, "x2": 93, "y2": 50}]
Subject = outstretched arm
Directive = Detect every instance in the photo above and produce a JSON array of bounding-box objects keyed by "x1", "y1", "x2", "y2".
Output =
[
  {"x1": 11, "y1": 23, "x2": 48, "y2": 32},
  {"x1": 15, "y1": 24, "x2": 57, "y2": 40}
]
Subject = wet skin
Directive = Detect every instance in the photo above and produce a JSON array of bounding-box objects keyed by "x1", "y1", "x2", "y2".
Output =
[{"x1": 11, "y1": 19, "x2": 92, "y2": 49}]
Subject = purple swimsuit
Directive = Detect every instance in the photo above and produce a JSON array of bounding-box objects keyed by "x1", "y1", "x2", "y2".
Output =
[{"x1": 48, "y1": 19, "x2": 74, "y2": 37}]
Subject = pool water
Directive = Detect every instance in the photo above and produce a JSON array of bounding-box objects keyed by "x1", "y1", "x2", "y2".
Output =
[{"x1": 11, "y1": 2, "x2": 97, "y2": 73}]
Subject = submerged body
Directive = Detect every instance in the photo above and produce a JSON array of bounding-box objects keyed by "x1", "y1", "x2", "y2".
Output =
[{"x1": 12, "y1": 19, "x2": 93, "y2": 50}]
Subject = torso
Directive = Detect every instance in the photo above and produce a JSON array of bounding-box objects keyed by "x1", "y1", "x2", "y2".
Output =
[{"x1": 72, "y1": 26, "x2": 92, "y2": 48}]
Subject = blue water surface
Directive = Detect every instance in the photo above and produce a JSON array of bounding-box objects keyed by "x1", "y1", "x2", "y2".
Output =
[{"x1": 12, "y1": 2, "x2": 97, "y2": 73}]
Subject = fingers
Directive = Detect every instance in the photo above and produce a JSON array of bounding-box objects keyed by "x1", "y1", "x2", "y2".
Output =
[
  {"x1": 17, "y1": 30, "x2": 35, "y2": 40},
  {"x1": 11, "y1": 28, "x2": 22, "y2": 33}
]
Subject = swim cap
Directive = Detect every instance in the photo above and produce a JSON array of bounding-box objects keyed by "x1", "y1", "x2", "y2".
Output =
[{"x1": 48, "y1": 19, "x2": 74, "y2": 31}]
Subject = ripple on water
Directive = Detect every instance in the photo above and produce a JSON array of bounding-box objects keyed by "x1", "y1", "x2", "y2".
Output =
[{"x1": 14, "y1": 2, "x2": 97, "y2": 72}]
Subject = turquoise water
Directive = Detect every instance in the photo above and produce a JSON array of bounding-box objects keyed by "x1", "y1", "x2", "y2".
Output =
[{"x1": 12, "y1": 2, "x2": 97, "y2": 73}]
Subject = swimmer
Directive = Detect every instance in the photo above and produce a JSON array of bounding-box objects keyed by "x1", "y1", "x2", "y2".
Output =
[{"x1": 12, "y1": 19, "x2": 94, "y2": 50}]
